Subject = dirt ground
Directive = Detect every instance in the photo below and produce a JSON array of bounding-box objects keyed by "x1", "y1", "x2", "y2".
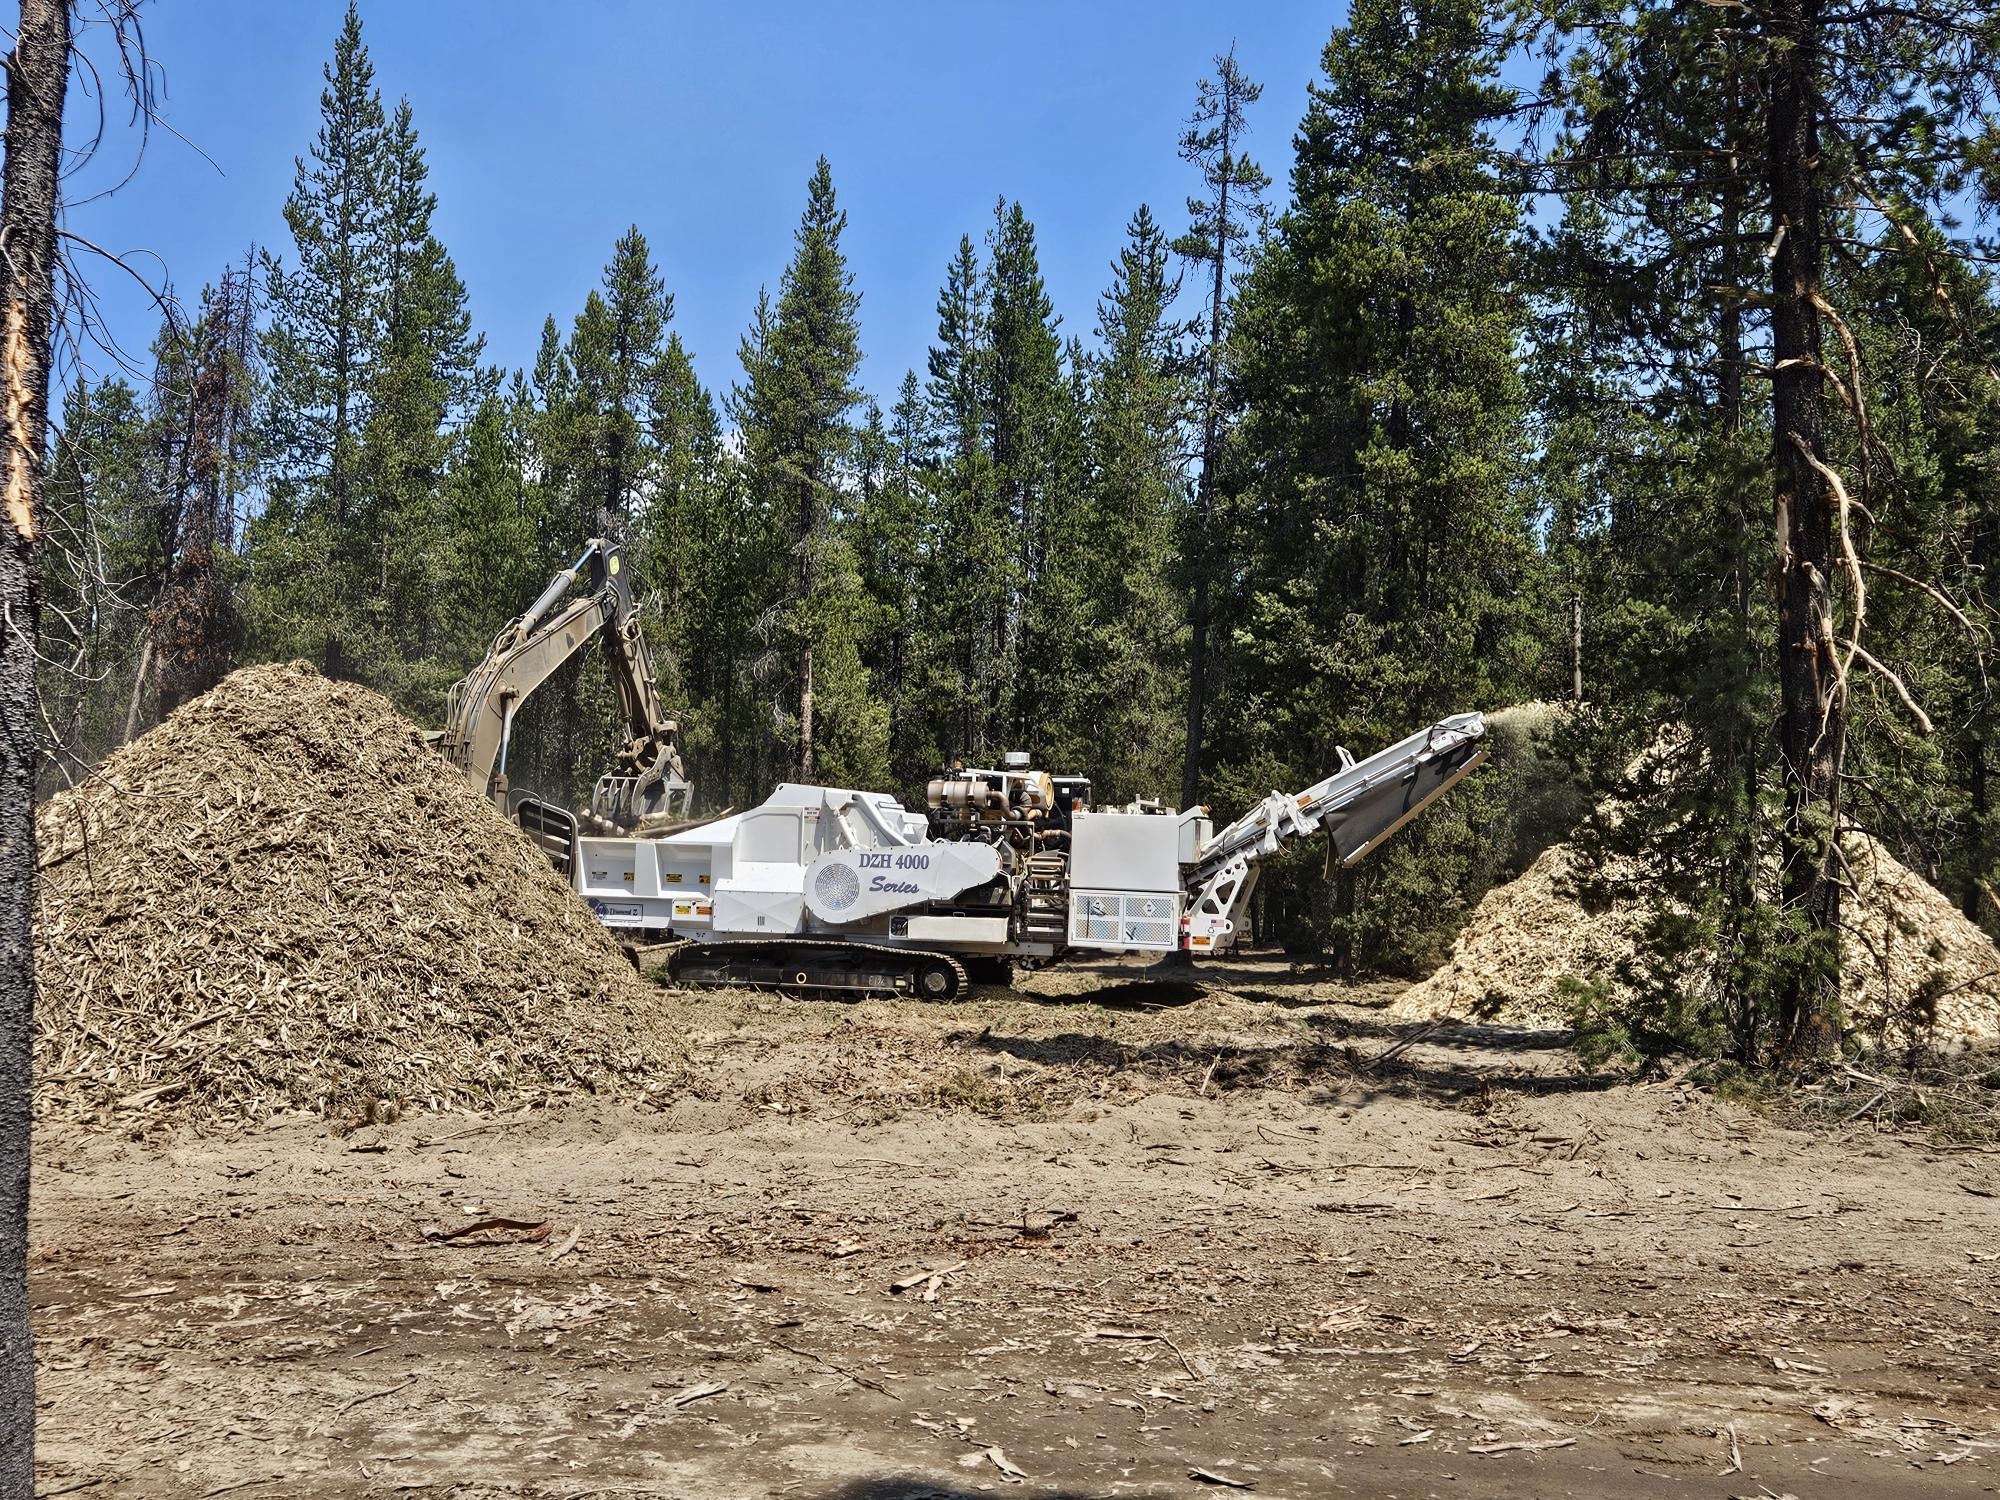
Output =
[{"x1": 28, "y1": 955, "x2": 2000, "y2": 1498}]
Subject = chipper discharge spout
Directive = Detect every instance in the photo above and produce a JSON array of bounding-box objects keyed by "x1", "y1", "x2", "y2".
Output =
[{"x1": 1180, "y1": 712, "x2": 1488, "y2": 955}]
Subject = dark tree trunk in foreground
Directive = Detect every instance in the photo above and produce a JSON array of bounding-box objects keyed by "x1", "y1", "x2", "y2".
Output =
[
  {"x1": 1, "y1": 4, "x2": 71, "y2": 1486},
  {"x1": 1764, "y1": 0, "x2": 1842, "y2": 1062}
]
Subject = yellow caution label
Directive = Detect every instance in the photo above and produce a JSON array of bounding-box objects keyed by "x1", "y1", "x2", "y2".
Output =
[{"x1": 665, "y1": 873, "x2": 683, "y2": 884}]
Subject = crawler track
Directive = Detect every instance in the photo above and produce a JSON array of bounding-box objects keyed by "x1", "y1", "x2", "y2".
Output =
[{"x1": 659, "y1": 938, "x2": 971, "y2": 999}]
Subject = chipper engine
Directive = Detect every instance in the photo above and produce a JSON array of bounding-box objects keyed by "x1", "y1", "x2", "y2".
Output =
[{"x1": 571, "y1": 715, "x2": 1487, "y2": 998}]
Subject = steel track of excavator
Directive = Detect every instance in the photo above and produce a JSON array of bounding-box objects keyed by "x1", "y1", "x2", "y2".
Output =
[{"x1": 650, "y1": 938, "x2": 972, "y2": 1000}]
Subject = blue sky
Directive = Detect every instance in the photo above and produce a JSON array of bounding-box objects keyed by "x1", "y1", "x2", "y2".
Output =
[{"x1": 61, "y1": 1, "x2": 1344, "y2": 408}]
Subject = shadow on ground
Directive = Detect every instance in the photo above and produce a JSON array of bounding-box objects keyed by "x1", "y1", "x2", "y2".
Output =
[
  {"x1": 947, "y1": 1019, "x2": 1615, "y2": 1108},
  {"x1": 814, "y1": 1483, "x2": 1143, "y2": 1500}
]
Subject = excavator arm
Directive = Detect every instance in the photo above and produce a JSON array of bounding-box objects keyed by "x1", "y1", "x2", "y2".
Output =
[{"x1": 440, "y1": 538, "x2": 692, "y2": 828}]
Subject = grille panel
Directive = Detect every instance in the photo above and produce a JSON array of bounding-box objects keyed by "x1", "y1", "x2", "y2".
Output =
[{"x1": 1070, "y1": 890, "x2": 1179, "y2": 951}]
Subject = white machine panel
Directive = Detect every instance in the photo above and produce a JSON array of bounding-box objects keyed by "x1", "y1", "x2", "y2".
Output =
[
  {"x1": 712, "y1": 866, "x2": 807, "y2": 934},
  {"x1": 898, "y1": 914, "x2": 1009, "y2": 947},
  {"x1": 1177, "y1": 810, "x2": 1212, "y2": 864},
  {"x1": 1071, "y1": 811, "x2": 1181, "y2": 893},
  {"x1": 802, "y1": 841, "x2": 1000, "y2": 924},
  {"x1": 576, "y1": 837, "x2": 659, "y2": 928}
]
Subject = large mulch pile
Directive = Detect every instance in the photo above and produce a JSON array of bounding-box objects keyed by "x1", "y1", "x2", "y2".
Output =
[
  {"x1": 1394, "y1": 832, "x2": 2000, "y2": 1044},
  {"x1": 34, "y1": 661, "x2": 683, "y2": 1130}
]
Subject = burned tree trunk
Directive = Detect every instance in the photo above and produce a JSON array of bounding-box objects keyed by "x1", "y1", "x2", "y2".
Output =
[
  {"x1": 153, "y1": 292, "x2": 243, "y2": 716},
  {"x1": 1, "y1": 3, "x2": 72, "y2": 1488},
  {"x1": 1765, "y1": 0, "x2": 1842, "y2": 1062}
]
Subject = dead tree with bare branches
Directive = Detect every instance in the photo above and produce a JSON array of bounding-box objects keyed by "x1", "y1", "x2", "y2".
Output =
[{"x1": 1, "y1": 2, "x2": 162, "y2": 1484}]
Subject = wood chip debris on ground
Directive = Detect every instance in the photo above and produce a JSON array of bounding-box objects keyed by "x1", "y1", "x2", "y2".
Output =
[
  {"x1": 957, "y1": 1446, "x2": 1027, "y2": 1482},
  {"x1": 1189, "y1": 1466, "x2": 1255, "y2": 1488},
  {"x1": 891, "y1": 1261, "x2": 966, "y2": 1300}
]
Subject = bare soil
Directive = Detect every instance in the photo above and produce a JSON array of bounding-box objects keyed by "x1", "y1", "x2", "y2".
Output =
[{"x1": 30, "y1": 956, "x2": 2000, "y2": 1498}]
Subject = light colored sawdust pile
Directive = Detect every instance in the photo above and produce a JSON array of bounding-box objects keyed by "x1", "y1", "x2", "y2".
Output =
[
  {"x1": 34, "y1": 660, "x2": 683, "y2": 1131},
  {"x1": 1395, "y1": 833, "x2": 2000, "y2": 1043}
]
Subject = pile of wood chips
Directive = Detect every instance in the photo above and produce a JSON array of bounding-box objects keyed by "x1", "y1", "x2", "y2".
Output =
[
  {"x1": 1395, "y1": 829, "x2": 2000, "y2": 1046},
  {"x1": 34, "y1": 660, "x2": 683, "y2": 1130}
]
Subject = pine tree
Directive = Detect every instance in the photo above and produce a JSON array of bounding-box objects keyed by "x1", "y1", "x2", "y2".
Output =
[
  {"x1": 1219, "y1": 0, "x2": 1542, "y2": 969},
  {"x1": 1847, "y1": 245, "x2": 2000, "y2": 922},
  {"x1": 637, "y1": 331, "x2": 722, "y2": 704},
  {"x1": 984, "y1": 199, "x2": 1073, "y2": 753},
  {"x1": 1531, "y1": 0, "x2": 2000, "y2": 1060},
  {"x1": 1073, "y1": 205, "x2": 1188, "y2": 802},
  {"x1": 506, "y1": 230, "x2": 678, "y2": 808},
  {"x1": 852, "y1": 386, "x2": 931, "y2": 790},
  {"x1": 1175, "y1": 47, "x2": 1269, "y2": 808},
  {"x1": 1525, "y1": 34, "x2": 1781, "y2": 1060},
  {"x1": 39, "y1": 376, "x2": 151, "y2": 779},
  {"x1": 447, "y1": 389, "x2": 538, "y2": 664},
  {"x1": 735, "y1": 159, "x2": 880, "y2": 783},
  {"x1": 569, "y1": 227, "x2": 672, "y2": 525},
  {"x1": 922, "y1": 234, "x2": 1000, "y2": 760},
  {"x1": 257, "y1": 1, "x2": 386, "y2": 678},
  {"x1": 352, "y1": 95, "x2": 485, "y2": 712},
  {"x1": 0, "y1": 7, "x2": 70, "y2": 1478}
]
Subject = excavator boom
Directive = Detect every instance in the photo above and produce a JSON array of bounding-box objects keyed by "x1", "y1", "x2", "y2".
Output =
[{"x1": 439, "y1": 537, "x2": 691, "y2": 833}]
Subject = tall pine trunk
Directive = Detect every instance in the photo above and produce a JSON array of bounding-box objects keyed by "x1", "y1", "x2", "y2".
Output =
[
  {"x1": 1, "y1": 5, "x2": 70, "y2": 1486},
  {"x1": 797, "y1": 475, "x2": 815, "y2": 780},
  {"x1": 1181, "y1": 138, "x2": 1231, "y2": 813},
  {"x1": 1568, "y1": 565, "x2": 1584, "y2": 702},
  {"x1": 1766, "y1": 0, "x2": 1842, "y2": 1062},
  {"x1": 1970, "y1": 508, "x2": 1996, "y2": 923},
  {"x1": 1715, "y1": 62, "x2": 1767, "y2": 1060},
  {"x1": 325, "y1": 282, "x2": 352, "y2": 683}
]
